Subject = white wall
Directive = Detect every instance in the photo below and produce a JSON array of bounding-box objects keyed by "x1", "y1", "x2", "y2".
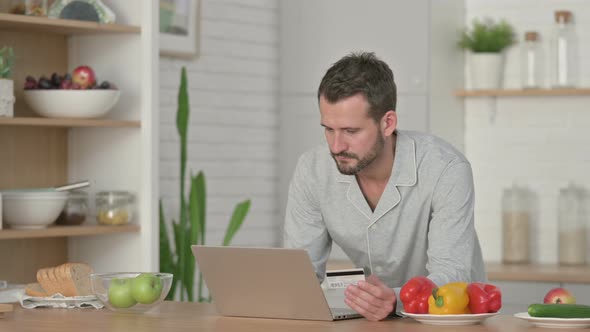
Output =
[
  {"x1": 465, "y1": 0, "x2": 590, "y2": 263},
  {"x1": 159, "y1": 0, "x2": 280, "y2": 250}
]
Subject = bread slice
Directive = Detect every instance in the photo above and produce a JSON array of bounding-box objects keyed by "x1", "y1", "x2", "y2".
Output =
[
  {"x1": 25, "y1": 283, "x2": 48, "y2": 297},
  {"x1": 64, "y1": 263, "x2": 94, "y2": 296},
  {"x1": 36, "y1": 263, "x2": 94, "y2": 297}
]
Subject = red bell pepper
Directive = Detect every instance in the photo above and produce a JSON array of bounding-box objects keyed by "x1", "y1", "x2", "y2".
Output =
[
  {"x1": 400, "y1": 276, "x2": 437, "y2": 314},
  {"x1": 467, "y1": 282, "x2": 502, "y2": 314}
]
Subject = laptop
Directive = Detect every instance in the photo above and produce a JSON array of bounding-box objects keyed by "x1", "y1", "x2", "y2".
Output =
[{"x1": 191, "y1": 245, "x2": 362, "y2": 321}]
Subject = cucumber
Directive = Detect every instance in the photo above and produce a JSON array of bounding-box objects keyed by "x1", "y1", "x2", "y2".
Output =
[{"x1": 528, "y1": 304, "x2": 590, "y2": 318}]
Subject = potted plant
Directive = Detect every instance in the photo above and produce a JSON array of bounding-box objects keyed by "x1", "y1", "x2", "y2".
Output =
[
  {"x1": 0, "y1": 46, "x2": 15, "y2": 117},
  {"x1": 159, "y1": 67, "x2": 251, "y2": 302},
  {"x1": 459, "y1": 18, "x2": 516, "y2": 90}
]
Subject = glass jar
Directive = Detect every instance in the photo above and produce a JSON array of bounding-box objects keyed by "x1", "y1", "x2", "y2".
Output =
[
  {"x1": 558, "y1": 183, "x2": 587, "y2": 265},
  {"x1": 96, "y1": 191, "x2": 134, "y2": 226},
  {"x1": 521, "y1": 31, "x2": 543, "y2": 89},
  {"x1": 56, "y1": 190, "x2": 88, "y2": 226},
  {"x1": 551, "y1": 10, "x2": 578, "y2": 88},
  {"x1": 502, "y1": 183, "x2": 531, "y2": 264}
]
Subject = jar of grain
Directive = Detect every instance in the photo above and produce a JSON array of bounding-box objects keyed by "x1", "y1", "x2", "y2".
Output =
[
  {"x1": 558, "y1": 183, "x2": 587, "y2": 265},
  {"x1": 96, "y1": 191, "x2": 134, "y2": 226},
  {"x1": 502, "y1": 183, "x2": 531, "y2": 264}
]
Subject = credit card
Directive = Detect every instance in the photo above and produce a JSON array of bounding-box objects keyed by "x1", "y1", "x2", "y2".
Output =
[{"x1": 325, "y1": 268, "x2": 365, "y2": 289}]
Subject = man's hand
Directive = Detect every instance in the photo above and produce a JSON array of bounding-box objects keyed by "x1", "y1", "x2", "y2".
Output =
[{"x1": 344, "y1": 275, "x2": 396, "y2": 321}]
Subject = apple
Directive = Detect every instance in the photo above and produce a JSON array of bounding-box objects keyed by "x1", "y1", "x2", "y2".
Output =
[
  {"x1": 72, "y1": 65, "x2": 96, "y2": 89},
  {"x1": 131, "y1": 273, "x2": 163, "y2": 304},
  {"x1": 544, "y1": 287, "x2": 576, "y2": 304},
  {"x1": 108, "y1": 278, "x2": 137, "y2": 308}
]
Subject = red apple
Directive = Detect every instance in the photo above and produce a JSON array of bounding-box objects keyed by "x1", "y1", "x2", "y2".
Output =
[
  {"x1": 544, "y1": 287, "x2": 576, "y2": 304},
  {"x1": 72, "y1": 65, "x2": 96, "y2": 89}
]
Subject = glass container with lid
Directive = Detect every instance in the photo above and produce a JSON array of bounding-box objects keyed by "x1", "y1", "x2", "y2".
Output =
[
  {"x1": 558, "y1": 183, "x2": 587, "y2": 265},
  {"x1": 521, "y1": 31, "x2": 543, "y2": 89},
  {"x1": 96, "y1": 191, "x2": 134, "y2": 226},
  {"x1": 551, "y1": 10, "x2": 578, "y2": 88},
  {"x1": 502, "y1": 183, "x2": 531, "y2": 264},
  {"x1": 56, "y1": 190, "x2": 88, "y2": 226}
]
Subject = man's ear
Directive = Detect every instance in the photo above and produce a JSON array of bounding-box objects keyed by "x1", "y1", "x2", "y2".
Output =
[{"x1": 381, "y1": 110, "x2": 397, "y2": 136}]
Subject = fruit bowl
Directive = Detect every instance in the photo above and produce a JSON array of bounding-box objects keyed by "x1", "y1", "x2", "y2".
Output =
[
  {"x1": 90, "y1": 272, "x2": 173, "y2": 313},
  {"x1": 23, "y1": 89, "x2": 120, "y2": 119}
]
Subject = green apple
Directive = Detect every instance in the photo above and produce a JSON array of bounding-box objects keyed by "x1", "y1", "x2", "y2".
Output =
[
  {"x1": 131, "y1": 273, "x2": 163, "y2": 304},
  {"x1": 108, "y1": 278, "x2": 137, "y2": 308}
]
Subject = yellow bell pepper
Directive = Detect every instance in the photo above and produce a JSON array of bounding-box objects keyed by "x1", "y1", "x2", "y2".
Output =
[{"x1": 428, "y1": 282, "x2": 470, "y2": 315}]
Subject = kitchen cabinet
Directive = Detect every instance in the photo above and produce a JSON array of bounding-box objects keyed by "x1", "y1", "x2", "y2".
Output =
[
  {"x1": 456, "y1": 88, "x2": 590, "y2": 97},
  {"x1": 0, "y1": 1, "x2": 158, "y2": 283}
]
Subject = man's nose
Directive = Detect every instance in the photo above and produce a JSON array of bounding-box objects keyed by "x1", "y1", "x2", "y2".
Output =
[{"x1": 331, "y1": 133, "x2": 347, "y2": 154}]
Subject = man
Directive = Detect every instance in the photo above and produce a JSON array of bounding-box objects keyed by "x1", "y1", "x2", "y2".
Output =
[{"x1": 283, "y1": 52, "x2": 486, "y2": 321}]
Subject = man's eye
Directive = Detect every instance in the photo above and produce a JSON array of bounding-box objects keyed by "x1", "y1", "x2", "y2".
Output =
[
  {"x1": 324, "y1": 128, "x2": 333, "y2": 132},
  {"x1": 345, "y1": 129, "x2": 358, "y2": 134}
]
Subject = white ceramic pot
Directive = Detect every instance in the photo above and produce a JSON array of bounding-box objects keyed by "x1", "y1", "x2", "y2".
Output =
[
  {"x1": 470, "y1": 53, "x2": 504, "y2": 90},
  {"x1": 0, "y1": 78, "x2": 15, "y2": 117}
]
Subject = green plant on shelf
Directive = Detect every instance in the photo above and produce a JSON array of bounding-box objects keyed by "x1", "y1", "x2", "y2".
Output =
[
  {"x1": 458, "y1": 18, "x2": 516, "y2": 53},
  {"x1": 159, "y1": 67, "x2": 251, "y2": 302},
  {"x1": 0, "y1": 47, "x2": 15, "y2": 79}
]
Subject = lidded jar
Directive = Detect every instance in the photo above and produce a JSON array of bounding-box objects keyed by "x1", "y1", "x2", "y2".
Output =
[
  {"x1": 502, "y1": 183, "x2": 531, "y2": 264},
  {"x1": 56, "y1": 190, "x2": 88, "y2": 226},
  {"x1": 558, "y1": 183, "x2": 587, "y2": 265},
  {"x1": 551, "y1": 10, "x2": 578, "y2": 88},
  {"x1": 521, "y1": 31, "x2": 543, "y2": 89},
  {"x1": 96, "y1": 191, "x2": 134, "y2": 226}
]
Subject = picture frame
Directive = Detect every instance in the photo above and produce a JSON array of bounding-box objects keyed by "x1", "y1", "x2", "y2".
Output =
[{"x1": 159, "y1": 0, "x2": 201, "y2": 58}]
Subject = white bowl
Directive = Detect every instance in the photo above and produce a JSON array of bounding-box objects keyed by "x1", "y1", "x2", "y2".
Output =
[
  {"x1": 2, "y1": 190, "x2": 68, "y2": 229},
  {"x1": 23, "y1": 90, "x2": 120, "y2": 119}
]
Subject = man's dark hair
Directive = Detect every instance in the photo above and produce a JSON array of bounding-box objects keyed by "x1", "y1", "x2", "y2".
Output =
[{"x1": 317, "y1": 52, "x2": 397, "y2": 123}]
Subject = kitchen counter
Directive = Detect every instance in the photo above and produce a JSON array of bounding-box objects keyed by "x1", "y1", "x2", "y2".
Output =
[
  {"x1": 327, "y1": 260, "x2": 590, "y2": 283},
  {"x1": 0, "y1": 301, "x2": 547, "y2": 331}
]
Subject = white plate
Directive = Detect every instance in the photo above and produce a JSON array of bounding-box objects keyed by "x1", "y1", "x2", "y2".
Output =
[
  {"x1": 401, "y1": 311, "x2": 498, "y2": 325},
  {"x1": 514, "y1": 312, "x2": 590, "y2": 329}
]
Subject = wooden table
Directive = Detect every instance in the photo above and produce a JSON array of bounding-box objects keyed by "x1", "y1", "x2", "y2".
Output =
[{"x1": 0, "y1": 301, "x2": 554, "y2": 332}]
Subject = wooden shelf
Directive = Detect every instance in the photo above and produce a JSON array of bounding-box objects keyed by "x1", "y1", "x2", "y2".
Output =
[
  {"x1": 0, "y1": 13, "x2": 140, "y2": 35},
  {"x1": 0, "y1": 117, "x2": 140, "y2": 128},
  {"x1": 455, "y1": 88, "x2": 590, "y2": 97},
  {"x1": 0, "y1": 224, "x2": 140, "y2": 240},
  {"x1": 486, "y1": 262, "x2": 590, "y2": 284}
]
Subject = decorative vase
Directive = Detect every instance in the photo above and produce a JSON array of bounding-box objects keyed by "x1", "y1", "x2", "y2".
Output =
[
  {"x1": 0, "y1": 78, "x2": 15, "y2": 117},
  {"x1": 470, "y1": 52, "x2": 504, "y2": 90}
]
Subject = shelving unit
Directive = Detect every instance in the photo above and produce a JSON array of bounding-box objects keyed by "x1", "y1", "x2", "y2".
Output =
[
  {"x1": 0, "y1": 3, "x2": 157, "y2": 284},
  {"x1": 0, "y1": 224, "x2": 140, "y2": 240},
  {"x1": 0, "y1": 117, "x2": 140, "y2": 128},
  {"x1": 455, "y1": 88, "x2": 590, "y2": 97}
]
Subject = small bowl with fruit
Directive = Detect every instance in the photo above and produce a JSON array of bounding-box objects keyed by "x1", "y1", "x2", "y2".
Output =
[
  {"x1": 90, "y1": 272, "x2": 173, "y2": 313},
  {"x1": 22, "y1": 65, "x2": 120, "y2": 119}
]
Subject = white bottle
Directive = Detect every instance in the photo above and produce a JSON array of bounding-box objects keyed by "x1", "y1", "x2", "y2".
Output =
[
  {"x1": 520, "y1": 31, "x2": 543, "y2": 89},
  {"x1": 551, "y1": 10, "x2": 578, "y2": 88}
]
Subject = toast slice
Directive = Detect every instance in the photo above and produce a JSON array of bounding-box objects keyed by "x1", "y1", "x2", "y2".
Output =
[
  {"x1": 24, "y1": 283, "x2": 48, "y2": 297},
  {"x1": 36, "y1": 263, "x2": 94, "y2": 297}
]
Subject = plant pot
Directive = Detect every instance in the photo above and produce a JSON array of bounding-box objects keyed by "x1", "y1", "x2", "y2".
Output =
[
  {"x1": 0, "y1": 78, "x2": 15, "y2": 117},
  {"x1": 470, "y1": 53, "x2": 504, "y2": 90}
]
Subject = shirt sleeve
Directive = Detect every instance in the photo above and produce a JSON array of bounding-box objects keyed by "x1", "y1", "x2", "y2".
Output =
[
  {"x1": 426, "y1": 161, "x2": 478, "y2": 286},
  {"x1": 283, "y1": 154, "x2": 332, "y2": 282}
]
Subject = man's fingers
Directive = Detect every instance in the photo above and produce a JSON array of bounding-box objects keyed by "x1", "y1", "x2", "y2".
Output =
[{"x1": 344, "y1": 297, "x2": 382, "y2": 321}]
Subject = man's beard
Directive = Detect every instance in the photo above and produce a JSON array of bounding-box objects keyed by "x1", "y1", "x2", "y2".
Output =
[{"x1": 331, "y1": 135, "x2": 385, "y2": 175}]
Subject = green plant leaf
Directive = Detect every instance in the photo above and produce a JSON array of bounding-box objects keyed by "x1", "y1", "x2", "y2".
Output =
[
  {"x1": 458, "y1": 18, "x2": 515, "y2": 52},
  {"x1": 172, "y1": 221, "x2": 185, "y2": 300},
  {"x1": 222, "y1": 200, "x2": 251, "y2": 246},
  {"x1": 159, "y1": 201, "x2": 177, "y2": 300},
  {"x1": 183, "y1": 228, "x2": 195, "y2": 302}
]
